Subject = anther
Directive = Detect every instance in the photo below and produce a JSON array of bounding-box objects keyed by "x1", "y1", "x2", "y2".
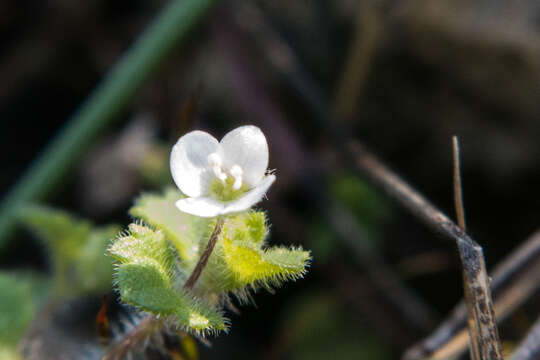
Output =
[
  {"x1": 207, "y1": 153, "x2": 227, "y2": 182},
  {"x1": 230, "y1": 165, "x2": 243, "y2": 190}
]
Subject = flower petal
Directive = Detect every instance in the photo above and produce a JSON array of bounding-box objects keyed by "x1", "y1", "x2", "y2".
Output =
[
  {"x1": 221, "y1": 175, "x2": 276, "y2": 214},
  {"x1": 170, "y1": 131, "x2": 219, "y2": 197},
  {"x1": 219, "y1": 125, "x2": 269, "y2": 187},
  {"x1": 176, "y1": 197, "x2": 225, "y2": 218}
]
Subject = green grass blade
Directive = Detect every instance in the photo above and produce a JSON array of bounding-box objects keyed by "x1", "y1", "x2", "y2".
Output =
[{"x1": 0, "y1": 0, "x2": 215, "y2": 250}]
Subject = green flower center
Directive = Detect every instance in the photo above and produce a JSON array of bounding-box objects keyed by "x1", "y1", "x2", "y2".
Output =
[{"x1": 209, "y1": 177, "x2": 249, "y2": 202}]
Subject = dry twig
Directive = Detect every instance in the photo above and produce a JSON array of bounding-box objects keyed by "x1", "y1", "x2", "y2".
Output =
[
  {"x1": 404, "y1": 230, "x2": 540, "y2": 359},
  {"x1": 349, "y1": 141, "x2": 503, "y2": 359},
  {"x1": 231, "y1": 5, "x2": 534, "y2": 360},
  {"x1": 453, "y1": 136, "x2": 481, "y2": 360}
]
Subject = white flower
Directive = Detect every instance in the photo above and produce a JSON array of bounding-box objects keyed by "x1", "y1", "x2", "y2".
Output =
[{"x1": 170, "y1": 125, "x2": 276, "y2": 217}]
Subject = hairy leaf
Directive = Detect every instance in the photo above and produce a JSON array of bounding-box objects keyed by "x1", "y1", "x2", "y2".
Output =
[
  {"x1": 110, "y1": 224, "x2": 227, "y2": 334},
  {"x1": 201, "y1": 212, "x2": 310, "y2": 295},
  {"x1": 130, "y1": 188, "x2": 211, "y2": 266}
]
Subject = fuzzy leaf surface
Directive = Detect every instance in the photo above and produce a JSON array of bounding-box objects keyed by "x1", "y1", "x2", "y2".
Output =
[
  {"x1": 201, "y1": 212, "x2": 311, "y2": 295},
  {"x1": 129, "y1": 188, "x2": 211, "y2": 266},
  {"x1": 110, "y1": 224, "x2": 227, "y2": 334}
]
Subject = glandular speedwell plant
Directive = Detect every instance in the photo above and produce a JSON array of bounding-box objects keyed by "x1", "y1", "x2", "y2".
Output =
[{"x1": 108, "y1": 125, "x2": 311, "y2": 353}]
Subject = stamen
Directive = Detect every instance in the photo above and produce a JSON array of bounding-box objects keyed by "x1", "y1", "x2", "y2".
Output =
[
  {"x1": 207, "y1": 153, "x2": 227, "y2": 182},
  {"x1": 230, "y1": 165, "x2": 243, "y2": 190}
]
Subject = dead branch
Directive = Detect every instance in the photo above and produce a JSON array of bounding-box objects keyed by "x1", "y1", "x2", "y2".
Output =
[
  {"x1": 404, "y1": 230, "x2": 540, "y2": 359},
  {"x1": 102, "y1": 316, "x2": 163, "y2": 360},
  {"x1": 453, "y1": 136, "x2": 481, "y2": 360},
  {"x1": 348, "y1": 141, "x2": 503, "y2": 359}
]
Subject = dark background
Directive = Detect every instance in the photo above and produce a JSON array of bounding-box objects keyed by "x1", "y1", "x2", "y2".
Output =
[{"x1": 1, "y1": 0, "x2": 539, "y2": 359}]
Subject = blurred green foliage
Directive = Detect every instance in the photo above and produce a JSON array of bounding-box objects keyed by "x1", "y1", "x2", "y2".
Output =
[
  {"x1": 18, "y1": 205, "x2": 120, "y2": 298},
  {"x1": 276, "y1": 290, "x2": 390, "y2": 360},
  {"x1": 138, "y1": 143, "x2": 172, "y2": 188},
  {"x1": 309, "y1": 173, "x2": 390, "y2": 261},
  {"x1": 0, "y1": 272, "x2": 49, "y2": 359}
]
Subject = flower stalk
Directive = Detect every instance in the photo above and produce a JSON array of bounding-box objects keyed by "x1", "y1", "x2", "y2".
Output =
[{"x1": 184, "y1": 217, "x2": 225, "y2": 290}]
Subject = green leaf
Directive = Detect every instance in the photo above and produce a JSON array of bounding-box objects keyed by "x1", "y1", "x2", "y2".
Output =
[
  {"x1": 129, "y1": 188, "x2": 211, "y2": 266},
  {"x1": 201, "y1": 213, "x2": 310, "y2": 295},
  {"x1": 330, "y1": 173, "x2": 390, "y2": 228},
  {"x1": 138, "y1": 143, "x2": 172, "y2": 188},
  {"x1": 0, "y1": 272, "x2": 48, "y2": 347},
  {"x1": 220, "y1": 240, "x2": 310, "y2": 291},
  {"x1": 18, "y1": 204, "x2": 119, "y2": 298},
  {"x1": 117, "y1": 263, "x2": 179, "y2": 313},
  {"x1": 276, "y1": 290, "x2": 391, "y2": 360},
  {"x1": 110, "y1": 224, "x2": 227, "y2": 334},
  {"x1": 0, "y1": 346, "x2": 22, "y2": 360},
  {"x1": 110, "y1": 224, "x2": 175, "y2": 286}
]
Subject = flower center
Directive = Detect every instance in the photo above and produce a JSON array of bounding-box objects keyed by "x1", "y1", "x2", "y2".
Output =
[{"x1": 207, "y1": 153, "x2": 248, "y2": 201}]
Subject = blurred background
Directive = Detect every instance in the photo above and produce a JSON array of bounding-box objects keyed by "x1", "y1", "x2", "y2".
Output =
[{"x1": 1, "y1": 0, "x2": 540, "y2": 359}]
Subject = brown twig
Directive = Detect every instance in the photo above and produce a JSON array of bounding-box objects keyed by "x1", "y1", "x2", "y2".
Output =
[
  {"x1": 333, "y1": 1, "x2": 384, "y2": 121},
  {"x1": 348, "y1": 141, "x2": 503, "y2": 360},
  {"x1": 404, "y1": 229, "x2": 540, "y2": 359},
  {"x1": 230, "y1": 5, "x2": 533, "y2": 359},
  {"x1": 102, "y1": 316, "x2": 164, "y2": 360},
  {"x1": 452, "y1": 136, "x2": 467, "y2": 231},
  {"x1": 184, "y1": 217, "x2": 225, "y2": 290},
  {"x1": 453, "y1": 136, "x2": 481, "y2": 360}
]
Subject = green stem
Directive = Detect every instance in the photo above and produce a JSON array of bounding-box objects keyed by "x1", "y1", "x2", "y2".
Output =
[{"x1": 0, "y1": 0, "x2": 215, "y2": 249}]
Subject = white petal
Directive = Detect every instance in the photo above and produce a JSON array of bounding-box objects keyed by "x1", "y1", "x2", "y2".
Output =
[
  {"x1": 170, "y1": 131, "x2": 219, "y2": 197},
  {"x1": 221, "y1": 175, "x2": 276, "y2": 214},
  {"x1": 219, "y1": 125, "x2": 269, "y2": 187},
  {"x1": 176, "y1": 197, "x2": 225, "y2": 218}
]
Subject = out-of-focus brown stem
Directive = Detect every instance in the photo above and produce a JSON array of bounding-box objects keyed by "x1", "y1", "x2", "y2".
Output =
[
  {"x1": 333, "y1": 1, "x2": 383, "y2": 121},
  {"x1": 102, "y1": 316, "x2": 163, "y2": 360},
  {"x1": 452, "y1": 136, "x2": 466, "y2": 231}
]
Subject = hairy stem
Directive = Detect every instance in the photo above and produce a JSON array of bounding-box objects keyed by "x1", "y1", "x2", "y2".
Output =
[
  {"x1": 103, "y1": 316, "x2": 163, "y2": 360},
  {"x1": 184, "y1": 217, "x2": 225, "y2": 290}
]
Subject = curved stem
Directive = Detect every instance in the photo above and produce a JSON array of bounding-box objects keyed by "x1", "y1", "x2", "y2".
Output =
[
  {"x1": 184, "y1": 217, "x2": 225, "y2": 290},
  {"x1": 102, "y1": 316, "x2": 163, "y2": 360}
]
